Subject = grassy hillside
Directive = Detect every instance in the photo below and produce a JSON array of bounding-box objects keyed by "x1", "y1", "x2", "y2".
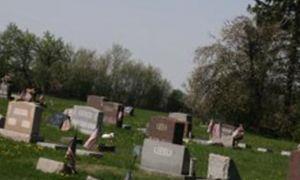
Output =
[{"x1": 0, "y1": 96, "x2": 297, "y2": 180}]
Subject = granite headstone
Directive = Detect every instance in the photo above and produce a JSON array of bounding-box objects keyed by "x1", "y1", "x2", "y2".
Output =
[
  {"x1": 71, "y1": 105, "x2": 103, "y2": 135},
  {"x1": 0, "y1": 101, "x2": 43, "y2": 142},
  {"x1": 207, "y1": 153, "x2": 241, "y2": 180},
  {"x1": 288, "y1": 150, "x2": 300, "y2": 180},
  {"x1": 87, "y1": 95, "x2": 124, "y2": 127},
  {"x1": 168, "y1": 112, "x2": 192, "y2": 138},
  {"x1": 140, "y1": 138, "x2": 190, "y2": 176},
  {"x1": 147, "y1": 116, "x2": 185, "y2": 145},
  {"x1": 0, "y1": 82, "x2": 9, "y2": 99}
]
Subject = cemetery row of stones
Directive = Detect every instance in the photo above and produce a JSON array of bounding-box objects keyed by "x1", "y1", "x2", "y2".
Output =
[{"x1": 0, "y1": 92, "x2": 299, "y2": 179}]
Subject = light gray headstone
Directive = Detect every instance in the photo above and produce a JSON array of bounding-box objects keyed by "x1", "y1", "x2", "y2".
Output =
[
  {"x1": 0, "y1": 83, "x2": 8, "y2": 99},
  {"x1": 140, "y1": 138, "x2": 190, "y2": 176},
  {"x1": 207, "y1": 153, "x2": 241, "y2": 180},
  {"x1": 71, "y1": 105, "x2": 103, "y2": 135},
  {"x1": 36, "y1": 157, "x2": 64, "y2": 174}
]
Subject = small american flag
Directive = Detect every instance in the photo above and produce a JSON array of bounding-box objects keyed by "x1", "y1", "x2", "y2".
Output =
[{"x1": 84, "y1": 128, "x2": 100, "y2": 150}]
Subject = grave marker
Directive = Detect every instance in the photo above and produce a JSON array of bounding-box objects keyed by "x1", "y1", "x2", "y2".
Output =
[
  {"x1": 87, "y1": 95, "x2": 124, "y2": 127},
  {"x1": 147, "y1": 116, "x2": 185, "y2": 145},
  {"x1": 168, "y1": 112, "x2": 192, "y2": 138},
  {"x1": 140, "y1": 138, "x2": 190, "y2": 176},
  {"x1": 207, "y1": 153, "x2": 241, "y2": 180},
  {"x1": 288, "y1": 150, "x2": 300, "y2": 180},
  {"x1": 0, "y1": 101, "x2": 42, "y2": 142},
  {"x1": 0, "y1": 82, "x2": 9, "y2": 99},
  {"x1": 211, "y1": 123, "x2": 236, "y2": 147},
  {"x1": 36, "y1": 157, "x2": 64, "y2": 174},
  {"x1": 71, "y1": 105, "x2": 103, "y2": 135}
]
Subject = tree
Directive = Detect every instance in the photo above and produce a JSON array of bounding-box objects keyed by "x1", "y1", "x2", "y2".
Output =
[
  {"x1": 34, "y1": 31, "x2": 71, "y2": 93},
  {"x1": 187, "y1": 16, "x2": 281, "y2": 128},
  {"x1": 250, "y1": 0, "x2": 300, "y2": 129},
  {"x1": 0, "y1": 23, "x2": 37, "y2": 89}
]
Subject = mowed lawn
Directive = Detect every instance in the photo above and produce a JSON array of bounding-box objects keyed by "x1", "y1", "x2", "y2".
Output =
[{"x1": 0, "y1": 96, "x2": 297, "y2": 180}]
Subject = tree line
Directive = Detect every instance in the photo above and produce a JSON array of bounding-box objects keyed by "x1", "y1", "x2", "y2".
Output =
[
  {"x1": 187, "y1": 0, "x2": 300, "y2": 139},
  {"x1": 0, "y1": 23, "x2": 188, "y2": 112}
]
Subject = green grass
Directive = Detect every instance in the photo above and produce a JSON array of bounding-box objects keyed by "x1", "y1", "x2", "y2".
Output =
[{"x1": 0, "y1": 96, "x2": 297, "y2": 179}]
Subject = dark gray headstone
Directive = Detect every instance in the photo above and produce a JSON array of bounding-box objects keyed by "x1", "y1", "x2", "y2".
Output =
[
  {"x1": 71, "y1": 106, "x2": 103, "y2": 135},
  {"x1": 140, "y1": 138, "x2": 190, "y2": 176}
]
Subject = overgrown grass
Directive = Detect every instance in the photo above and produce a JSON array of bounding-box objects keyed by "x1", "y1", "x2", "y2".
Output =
[{"x1": 0, "y1": 96, "x2": 297, "y2": 179}]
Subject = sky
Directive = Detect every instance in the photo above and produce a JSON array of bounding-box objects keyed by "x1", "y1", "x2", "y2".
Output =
[{"x1": 0, "y1": 0, "x2": 253, "y2": 90}]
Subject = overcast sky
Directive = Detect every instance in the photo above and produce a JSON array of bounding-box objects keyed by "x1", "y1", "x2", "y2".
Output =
[{"x1": 0, "y1": 0, "x2": 253, "y2": 90}]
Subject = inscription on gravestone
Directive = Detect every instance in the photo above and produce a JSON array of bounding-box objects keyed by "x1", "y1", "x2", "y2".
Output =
[
  {"x1": 71, "y1": 105, "x2": 103, "y2": 135},
  {"x1": 3, "y1": 101, "x2": 42, "y2": 142},
  {"x1": 147, "y1": 116, "x2": 185, "y2": 145},
  {"x1": 140, "y1": 138, "x2": 190, "y2": 176}
]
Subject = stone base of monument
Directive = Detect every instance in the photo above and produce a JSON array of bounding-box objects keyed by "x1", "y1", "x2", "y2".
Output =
[
  {"x1": 37, "y1": 142, "x2": 68, "y2": 150},
  {"x1": 36, "y1": 157, "x2": 64, "y2": 174},
  {"x1": 77, "y1": 149, "x2": 103, "y2": 158},
  {"x1": 281, "y1": 150, "x2": 291, "y2": 156},
  {"x1": 122, "y1": 124, "x2": 131, "y2": 130},
  {"x1": 36, "y1": 142, "x2": 103, "y2": 158},
  {"x1": 257, "y1": 147, "x2": 272, "y2": 153},
  {"x1": 60, "y1": 137, "x2": 83, "y2": 145},
  {"x1": 0, "y1": 128, "x2": 42, "y2": 143},
  {"x1": 98, "y1": 144, "x2": 116, "y2": 152},
  {"x1": 86, "y1": 175, "x2": 99, "y2": 180},
  {"x1": 192, "y1": 138, "x2": 212, "y2": 146},
  {"x1": 237, "y1": 143, "x2": 250, "y2": 149}
]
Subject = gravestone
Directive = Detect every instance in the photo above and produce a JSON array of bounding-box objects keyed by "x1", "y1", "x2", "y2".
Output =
[
  {"x1": 71, "y1": 105, "x2": 103, "y2": 135},
  {"x1": 36, "y1": 157, "x2": 64, "y2": 174},
  {"x1": 207, "y1": 153, "x2": 241, "y2": 180},
  {"x1": 168, "y1": 112, "x2": 192, "y2": 138},
  {"x1": 0, "y1": 82, "x2": 9, "y2": 99},
  {"x1": 87, "y1": 95, "x2": 124, "y2": 127},
  {"x1": 147, "y1": 116, "x2": 185, "y2": 145},
  {"x1": 220, "y1": 124, "x2": 235, "y2": 147},
  {"x1": 211, "y1": 123, "x2": 235, "y2": 147},
  {"x1": 288, "y1": 150, "x2": 300, "y2": 180},
  {"x1": 0, "y1": 101, "x2": 43, "y2": 142},
  {"x1": 140, "y1": 138, "x2": 190, "y2": 176}
]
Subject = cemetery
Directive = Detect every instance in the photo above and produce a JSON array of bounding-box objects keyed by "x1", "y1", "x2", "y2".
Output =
[
  {"x1": 0, "y1": 96, "x2": 298, "y2": 179},
  {"x1": 0, "y1": 0, "x2": 299, "y2": 179}
]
